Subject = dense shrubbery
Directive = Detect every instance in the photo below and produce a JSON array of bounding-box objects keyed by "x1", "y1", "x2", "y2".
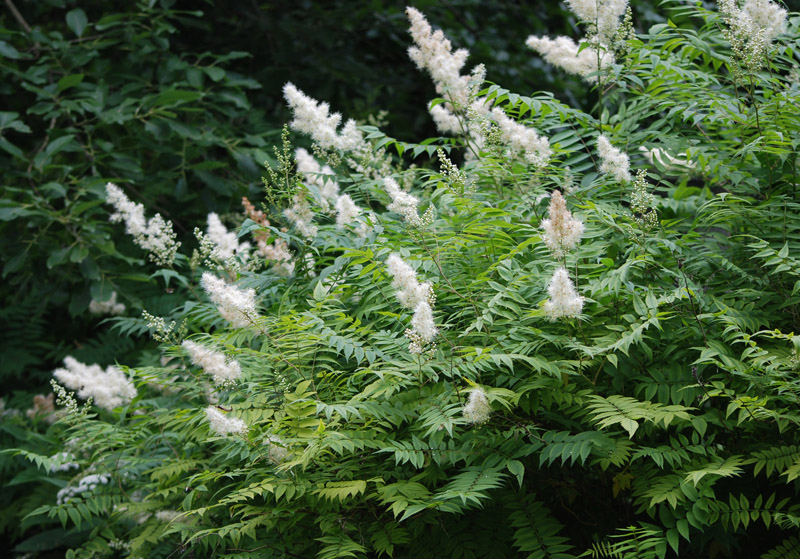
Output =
[
  {"x1": 4, "y1": 0, "x2": 800, "y2": 558},
  {"x1": 0, "y1": 1, "x2": 277, "y2": 394}
]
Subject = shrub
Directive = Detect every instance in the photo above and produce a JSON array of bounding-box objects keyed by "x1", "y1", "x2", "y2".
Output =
[{"x1": 7, "y1": 1, "x2": 800, "y2": 558}]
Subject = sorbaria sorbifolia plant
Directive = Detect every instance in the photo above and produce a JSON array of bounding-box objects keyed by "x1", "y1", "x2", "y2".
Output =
[{"x1": 13, "y1": 1, "x2": 800, "y2": 558}]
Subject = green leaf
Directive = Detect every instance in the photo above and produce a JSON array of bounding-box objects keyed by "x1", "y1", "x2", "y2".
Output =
[
  {"x1": 47, "y1": 247, "x2": 71, "y2": 269},
  {"x1": 153, "y1": 89, "x2": 203, "y2": 107},
  {"x1": 506, "y1": 460, "x2": 525, "y2": 487},
  {"x1": 205, "y1": 66, "x2": 225, "y2": 81},
  {"x1": 66, "y1": 9, "x2": 88, "y2": 37},
  {"x1": 0, "y1": 40, "x2": 21, "y2": 59},
  {"x1": 58, "y1": 74, "x2": 85, "y2": 92},
  {"x1": 0, "y1": 111, "x2": 31, "y2": 133},
  {"x1": 666, "y1": 528, "x2": 680, "y2": 554}
]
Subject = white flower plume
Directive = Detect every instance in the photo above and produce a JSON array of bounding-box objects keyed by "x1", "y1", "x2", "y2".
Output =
[
  {"x1": 182, "y1": 340, "x2": 241, "y2": 387},
  {"x1": 335, "y1": 194, "x2": 360, "y2": 229},
  {"x1": 565, "y1": 0, "x2": 629, "y2": 43},
  {"x1": 53, "y1": 356, "x2": 137, "y2": 412},
  {"x1": 541, "y1": 190, "x2": 584, "y2": 258},
  {"x1": 385, "y1": 177, "x2": 422, "y2": 225},
  {"x1": 490, "y1": 107, "x2": 552, "y2": 168},
  {"x1": 207, "y1": 213, "x2": 250, "y2": 261},
  {"x1": 201, "y1": 272, "x2": 258, "y2": 328},
  {"x1": 105, "y1": 182, "x2": 180, "y2": 267},
  {"x1": 463, "y1": 387, "x2": 490, "y2": 424},
  {"x1": 296, "y1": 148, "x2": 339, "y2": 213},
  {"x1": 386, "y1": 254, "x2": 433, "y2": 310},
  {"x1": 543, "y1": 267, "x2": 584, "y2": 320},
  {"x1": 283, "y1": 83, "x2": 364, "y2": 152},
  {"x1": 525, "y1": 36, "x2": 614, "y2": 84},
  {"x1": 597, "y1": 134, "x2": 632, "y2": 183},
  {"x1": 89, "y1": 291, "x2": 126, "y2": 316},
  {"x1": 205, "y1": 406, "x2": 248, "y2": 437}
]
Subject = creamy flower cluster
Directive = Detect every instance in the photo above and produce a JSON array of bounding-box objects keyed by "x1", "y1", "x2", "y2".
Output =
[
  {"x1": 526, "y1": 0, "x2": 628, "y2": 84},
  {"x1": 719, "y1": 0, "x2": 787, "y2": 71},
  {"x1": 296, "y1": 148, "x2": 339, "y2": 214},
  {"x1": 286, "y1": 149, "x2": 367, "y2": 237},
  {"x1": 386, "y1": 254, "x2": 438, "y2": 354},
  {"x1": 105, "y1": 183, "x2": 181, "y2": 267},
  {"x1": 566, "y1": 0, "x2": 629, "y2": 43},
  {"x1": 57, "y1": 473, "x2": 110, "y2": 505},
  {"x1": 407, "y1": 8, "x2": 551, "y2": 167},
  {"x1": 540, "y1": 191, "x2": 584, "y2": 320},
  {"x1": 597, "y1": 134, "x2": 632, "y2": 183},
  {"x1": 49, "y1": 451, "x2": 79, "y2": 473},
  {"x1": 88, "y1": 291, "x2": 126, "y2": 316},
  {"x1": 53, "y1": 356, "x2": 137, "y2": 412},
  {"x1": 260, "y1": 237, "x2": 295, "y2": 277},
  {"x1": 284, "y1": 193, "x2": 318, "y2": 239},
  {"x1": 463, "y1": 387, "x2": 490, "y2": 424},
  {"x1": 335, "y1": 194, "x2": 360, "y2": 229},
  {"x1": 544, "y1": 268, "x2": 584, "y2": 320},
  {"x1": 283, "y1": 83, "x2": 364, "y2": 152},
  {"x1": 205, "y1": 406, "x2": 248, "y2": 437},
  {"x1": 384, "y1": 177, "x2": 422, "y2": 226},
  {"x1": 386, "y1": 254, "x2": 433, "y2": 310},
  {"x1": 201, "y1": 272, "x2": 258, "y2": 328},
  {"x1": 406, "y1": 6, "x2": 471, "y2": 108},
  {"x1": 526, "y1": 36, "x2": 614, "y2": 84},
  {"x1": 207, "y1": 213, "x2": 250, "y2": 261},
  {"x1": 182, "y1": 340, "x2": 241, "y2": 387},
  {"x1": 490, "y1": 107, "x2": 553, "y2": 168},
  {"x1": 541, "y1": 190, "x2": 585, "y2": 259}
]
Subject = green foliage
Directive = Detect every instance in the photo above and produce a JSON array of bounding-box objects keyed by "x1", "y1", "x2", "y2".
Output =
[
  {"x1": 5, "y1": 0, "x2": 800, "y2": 558},
  {"x1": 0, "y1": 0, "x2": 275, "y2": 390}
]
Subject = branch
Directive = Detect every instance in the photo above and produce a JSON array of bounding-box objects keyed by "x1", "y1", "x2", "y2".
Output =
[{"x1": 4, "y1": 0, "x2": 32, "y2": 33}]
